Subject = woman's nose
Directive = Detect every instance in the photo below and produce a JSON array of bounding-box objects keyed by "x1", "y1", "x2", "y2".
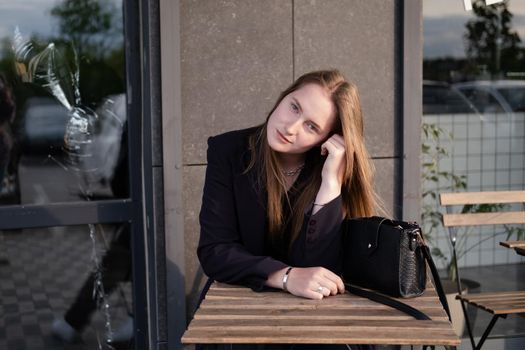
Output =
[{"x1": 284, "y1": 119, "x2": 300, "y2": 135}]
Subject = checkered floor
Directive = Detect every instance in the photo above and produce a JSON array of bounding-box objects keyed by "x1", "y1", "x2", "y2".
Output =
[{"x1": 0, "y1": 225, "x2": 132, "y2": 350}]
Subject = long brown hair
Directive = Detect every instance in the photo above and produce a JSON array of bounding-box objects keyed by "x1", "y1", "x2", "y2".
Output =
[{"x1": 246, "y1": 69, "x2": 380, "y2": 245}]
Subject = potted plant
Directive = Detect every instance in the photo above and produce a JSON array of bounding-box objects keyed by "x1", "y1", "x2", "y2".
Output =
[{"x1": 421, "y1": 122, "x2": 472, "y2": 336}]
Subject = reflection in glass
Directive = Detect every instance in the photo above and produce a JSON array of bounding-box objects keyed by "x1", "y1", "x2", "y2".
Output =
[
  {"x1": 0, "y1": 73, "x2": 16, "y2": 201},
  {"x1": 0, "y1": 2, "x2": 131, "y2": 350},
  {"x1": 453, "y1": 84, "x2": 507, "y2": 113},
  {"x1": 495, "y1": 84, "x2": 525, "y2": 112},
  {"x1": 423, "y1": 80, "x2": 479, "y2": 114},
  {"x1": 0, "y1": 0, "x2": 127, "y2": 206},
  {"x1": 422, "y1": 1, "x2": 525, "y2": 273},
  {"x1": 422, "y1": 1, "x2": 525, "y2": 340},
  {"x1": 0, "y1": 224, "x2": 133, "y2": 350}
]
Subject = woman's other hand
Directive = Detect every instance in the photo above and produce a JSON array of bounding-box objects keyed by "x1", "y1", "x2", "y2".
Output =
[
  {"x1": 312, "y1": 134, "x2": 346, "y2": 214},
  {"x1": 267, "y1": 266, "x2": 345, "y2": 300},
  {"x1": 320, "y1": 134, "x2": 346, "y2": 187}
]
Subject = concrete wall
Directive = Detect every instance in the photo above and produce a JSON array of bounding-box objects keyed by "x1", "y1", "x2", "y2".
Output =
[{"x1": 178, "y1": 0, "x2": 403, "y2": 318}]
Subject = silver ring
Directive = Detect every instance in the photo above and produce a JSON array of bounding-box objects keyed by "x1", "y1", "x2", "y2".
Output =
[{"x1": 316, "y1": 286, "x2": 324, "y2": 294}]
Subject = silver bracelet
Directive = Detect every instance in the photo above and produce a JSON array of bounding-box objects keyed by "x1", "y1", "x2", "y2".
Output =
[
  {"x1": 282, "y1": 267, "x2": 293, "y2": 292},
  {"x1": 313, "y1": 203, "x2": 325, "y2": 207}
]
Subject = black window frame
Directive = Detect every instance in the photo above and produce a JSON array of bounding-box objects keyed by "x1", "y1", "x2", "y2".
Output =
[{"x1": 0, "y1": 0, "x2": 151, "y2": 349}]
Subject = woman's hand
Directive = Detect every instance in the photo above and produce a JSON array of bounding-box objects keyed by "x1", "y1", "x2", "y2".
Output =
[
  {"x1": 267, "y1": 266, "x2": 345, "y2": 300},
  {"x1": 320, "y1": 134, "x2": 346, "y2": 187},
  {"x1": 312, "y1": 134, "x2": 346, "y2": 214}
]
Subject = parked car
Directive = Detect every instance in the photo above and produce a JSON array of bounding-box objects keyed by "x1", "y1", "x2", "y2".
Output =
[
  {"x1": 423, "y1": 80, "x2": 478, "y2": 115},
  {"x1": 21, "y1": 97, "x2": 70, "y2": 152},
  {"x1": 453, "y1": 80, "x2": 525, "y2": 113}
]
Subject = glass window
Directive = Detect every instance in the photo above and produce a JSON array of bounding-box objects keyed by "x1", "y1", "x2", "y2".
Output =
[
  {"x1": 0, "y1": 2, "x2": 136, "y2": 349},
  {"x1": 423, "y1": 1, "x2": 525, "y2": 267},
  {"x1": 497, "y1": 86, "x2": 525, "y2": 111},
  {"x1": 0, "y1": 0, "x2": 127, "y2": 206},
  {"x1": 423, "y1": 81, "x2": 479, "y2": 114},
  {"x1": 0, "y1": 224, "x2": 133, "y2": 349},
  {"x1": 455, "y1": 87, "x2": 506, "y2": 113},
  {"x1": 422, "y1": 1, "x2": 525, "y2": 340}
]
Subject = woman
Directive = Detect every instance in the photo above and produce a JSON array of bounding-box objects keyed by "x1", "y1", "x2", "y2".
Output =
[{"x1": 197, "y1": 69, "x2": 380, "y2": 349}]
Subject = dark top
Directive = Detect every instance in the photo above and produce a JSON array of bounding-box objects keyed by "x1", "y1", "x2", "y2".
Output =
[{"x1": 197, "y1": 127, "x2": 344, "y2": 293}]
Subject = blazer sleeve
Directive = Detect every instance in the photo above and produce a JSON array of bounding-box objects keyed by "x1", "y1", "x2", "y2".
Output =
[
  {"x1": 197, "y1": 136, "x2": 287, "y2": 291},
  {"x1": 289, "y1": 195, "x2": 344, "y2": 274}
]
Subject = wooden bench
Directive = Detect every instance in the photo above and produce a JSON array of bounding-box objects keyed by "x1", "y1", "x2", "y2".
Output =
[{"x1": 440, "y1": 190, "x2": 525, "y2": 350}]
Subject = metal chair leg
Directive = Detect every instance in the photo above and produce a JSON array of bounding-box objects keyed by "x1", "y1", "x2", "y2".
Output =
[
  {"x1": 450, "y1": 234, "x2": 476, "y2": 350},
  {"x1": 474, "y1": 315, "x2": 501, "y2": 350},
  {"x1": 458, "y1": 298, "x2": 476, "y2": 350}
]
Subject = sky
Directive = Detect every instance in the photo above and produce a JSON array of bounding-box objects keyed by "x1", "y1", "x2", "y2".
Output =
[
  {"x1": 2, "y1": 0, "x2": 524, "y2": 60},
  {"x1": 424, "y1": 0, "x2": 525, "y2": 58},
  {"x1": 0, "y1": 0, "x2": 57, "y2": 40},
  {"x1": 0, "y1": 0, "x2": 122, "y2": 44}
]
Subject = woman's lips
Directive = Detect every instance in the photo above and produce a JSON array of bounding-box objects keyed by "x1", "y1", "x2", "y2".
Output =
[{"x1": 276, "y1": 130, "x2": 292, "y2": 144}]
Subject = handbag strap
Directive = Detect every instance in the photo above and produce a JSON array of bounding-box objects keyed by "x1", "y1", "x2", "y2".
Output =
[
  {"x1": 344, "y1": 244, "x2": 452, "y2": 322},
  {"x1": 421, "y1": 244, "x2": 452, "y2": 321},
  {"x1": 345, "y1": 283, "x2": 456, "y2": 350},
  {"x1": 344, "y1": 236, "x2": 455, "y2": 350},
  {"x1": 344, "y1": 283, "x2": 431, "y2": 320}
]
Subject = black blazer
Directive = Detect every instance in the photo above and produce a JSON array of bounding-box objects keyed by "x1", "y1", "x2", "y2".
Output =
[{"x1": 197, "y1": 127, "x2": 344, "y2": 293}]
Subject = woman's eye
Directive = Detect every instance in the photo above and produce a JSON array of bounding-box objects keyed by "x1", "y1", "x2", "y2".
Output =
[
  {"x1": 291, "y1": 102, "x2": 299, "y2": 113},
  {"x1": 306, "y1": 122, "x2": 318, "y2": 133}
]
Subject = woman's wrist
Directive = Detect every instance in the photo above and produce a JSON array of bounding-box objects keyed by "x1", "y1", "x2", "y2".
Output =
[
  {"x1": 265, "y1": 267, "x2": 292, "y2": 289},
  {"x1": 282, "y1": 267, "x2": 293, "y2": 292},
  {"x1": 313, "y1": 180, "x2": 341, "y2": 214},
  {"x1": 319, "y1": 176, "x2": 342, "y2": 191}
]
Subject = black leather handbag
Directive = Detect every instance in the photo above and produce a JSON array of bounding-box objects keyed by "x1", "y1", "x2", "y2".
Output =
[
  {"x1": 342, "y1": 216, "x2": 451, "y2": 320},
  {"x1": 341, "y1": 217, "x2": 456, "y2": 349},
  {"x1": 342, "y1": 216, "x2": 427, "y2": 298}
]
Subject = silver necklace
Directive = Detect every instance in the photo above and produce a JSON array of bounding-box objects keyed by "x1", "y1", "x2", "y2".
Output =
[{"x1": 282, "y1": 163, "x2": 305, "y2": 177}]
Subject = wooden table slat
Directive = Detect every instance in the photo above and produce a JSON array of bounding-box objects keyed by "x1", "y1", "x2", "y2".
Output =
[
  {"x1": 194, "y1": 308, "x2": 449, "y2": 321},
  {"x1": 457, "y1": 290, "x2": 525, "y2": 300},
  {"x1": 206, "y1": 288, "x2": 439, "y2": 299},
  {"x1": 202, "y1": 295, "x2": 443, "y2": 305},
  {"x1": 182, "y1": 328, "x2": 459, "y2": 345},
  {"x1": 499, "y1": 240, "x2": 525, "y2": 248},
  {"x1": 189, "y1": 318, "x2": 453, "y2": 329}
]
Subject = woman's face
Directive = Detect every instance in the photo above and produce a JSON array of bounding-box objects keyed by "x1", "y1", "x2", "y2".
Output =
[{"x1": 267, "y1": 83, "x2": 336, "y2": 156}]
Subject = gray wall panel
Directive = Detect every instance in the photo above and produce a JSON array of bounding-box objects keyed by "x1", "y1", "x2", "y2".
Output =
[
  {"x1": 294, "y1": 0, "x2": 398, "y2": 157},
  {"x1": 182, "y1": 165, "x2": 206, "y2": 321},
  {"x1": 181, "y1": 0, "x2": 293, "y2": 164},
  {"x1": 373, "y1": 158, "x2": 400, "y2": 217},
  {"x1": 172, "y1": 0, "x2": 411, "y2": 331}
]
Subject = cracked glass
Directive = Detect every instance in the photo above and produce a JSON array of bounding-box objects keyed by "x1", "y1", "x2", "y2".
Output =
[
  {"x1": 0, "y1": 0, "x2": 127, "y2": 206},
  {"x1": 0, "y1": 1, "x2": 132, "y2": 349}
]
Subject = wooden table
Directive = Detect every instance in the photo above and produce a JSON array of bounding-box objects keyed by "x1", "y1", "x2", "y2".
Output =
[
  {"x1": 181, "y1": 282, "x2": 460, "y2": 347},
  {"x1": 500, "y1": 240, "x2": 525, "y2": 257}
]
